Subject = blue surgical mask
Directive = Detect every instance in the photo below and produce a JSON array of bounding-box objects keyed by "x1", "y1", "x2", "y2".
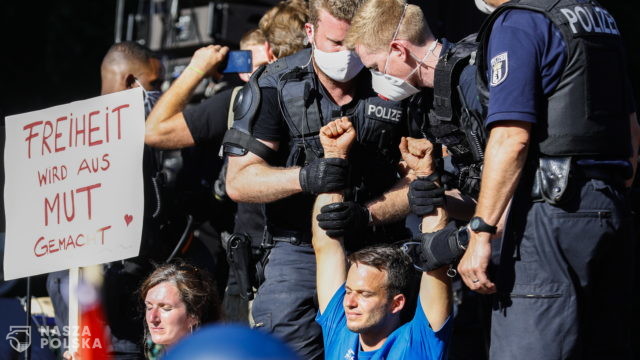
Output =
[{"x1": 135, "y1": 79, "x2": 162, "y2": 117}]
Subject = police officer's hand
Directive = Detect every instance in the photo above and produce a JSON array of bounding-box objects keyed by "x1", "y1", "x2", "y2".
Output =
[
  {"x1": 319, "y1": 117, "x2": 356, "y2": 159},
  {"x1": 299, "y1": 158, "x2": 349, "y2": 194},
  {"x1": 408, "y1": 176, "x2": 445, "y2": 216},
  {"x1": 316, "y1": 201, "x2": 370, "y2": 238},
  {"x1": 457, "y1": 231, "x2": 496, "y2": 294},
  {"x1": 188, "y1": 45, "x2": 230, "y2": 79}
]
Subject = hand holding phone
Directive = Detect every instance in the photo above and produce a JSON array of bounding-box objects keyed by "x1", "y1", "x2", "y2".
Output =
[
  {"x1": 189, "y1": 45, "x2": 230, "y2": 77},
  {"x1": 218, "y1": 50, "x2": 253, "y2": 74}
]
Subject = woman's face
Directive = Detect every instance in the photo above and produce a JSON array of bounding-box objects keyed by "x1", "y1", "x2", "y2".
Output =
[{"x1": 145, "y1": 281, "x2": 196, "y2": 346}]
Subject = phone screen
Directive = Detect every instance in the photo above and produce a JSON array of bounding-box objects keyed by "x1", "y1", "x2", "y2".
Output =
[{"x1": 220, "y1": 50, "x2": 253, "y2": 74}]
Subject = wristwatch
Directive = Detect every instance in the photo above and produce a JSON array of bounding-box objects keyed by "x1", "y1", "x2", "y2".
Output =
[{"x1": 469, "y1": 216, "x2": 497, "y2": 234}]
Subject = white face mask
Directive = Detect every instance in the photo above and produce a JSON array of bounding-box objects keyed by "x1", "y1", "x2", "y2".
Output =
[
  {"x1": 313, "y1": 47, "x2": 364, "y2": 82},
  {"x1": 372, "y1": 40, "x2": 437, "y2": 101},
  {"x1": 370, "y1": 68, "x2": 420, "y2": 101},
  {"x1": 309, "y1": 24, "x2": 364, "y2": 83},
  {"x1": 370, "y1": 4, "x2": 437, "y2": 101},
  {"x1": 474, "y1": 0, "x2": 496, "y2": 14}
]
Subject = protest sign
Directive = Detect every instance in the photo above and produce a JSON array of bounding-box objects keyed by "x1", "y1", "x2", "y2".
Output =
[{"x1": 3, "y1": 87, "x2": 145, "y2": 280}]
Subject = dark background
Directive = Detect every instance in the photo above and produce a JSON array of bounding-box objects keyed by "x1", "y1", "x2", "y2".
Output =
[
  {"x1": 0, "y1": 0, "x2": 638, "y2": 227},
  {"x1": 0, "y1": 0, "x2": 637, "y2": 118}
]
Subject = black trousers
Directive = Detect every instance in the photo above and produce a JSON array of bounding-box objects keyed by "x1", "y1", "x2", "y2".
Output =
[
  {"x1": 490, "y1": 178, "x2": 635, "y2": 359},
  {"x1": 251, "y1": 242, "x2": 323, "y2": 360}
]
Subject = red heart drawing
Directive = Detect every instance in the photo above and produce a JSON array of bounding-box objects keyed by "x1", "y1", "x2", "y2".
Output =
[{"x1": 124, "y1": 214, "x2": 133, "y2": 226}]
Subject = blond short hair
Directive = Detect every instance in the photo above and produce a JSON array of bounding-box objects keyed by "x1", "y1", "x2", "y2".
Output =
[
  {"x1": 308, "y1": 0, "x2": 365, "y2": 26},
  {"x1": 239, "y1": 28, "x2": 267, "y2": 50},
  {"x1": 345, "y1": 0, "x2": 430, "y2": 53}
]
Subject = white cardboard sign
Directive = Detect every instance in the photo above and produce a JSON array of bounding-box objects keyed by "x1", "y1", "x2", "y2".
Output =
[{"x1": 3, "y1": 87, "x2": 145, "y2": 280}]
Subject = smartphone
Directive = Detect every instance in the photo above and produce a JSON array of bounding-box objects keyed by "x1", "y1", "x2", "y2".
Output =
[{"x1": 219, "y1": 50, "x2": 253, "y2": 73}]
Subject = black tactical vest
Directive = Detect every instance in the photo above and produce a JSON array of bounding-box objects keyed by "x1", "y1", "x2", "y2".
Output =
[
  {"x1": 257, "y1": 48, "x2": 407, "y2": 238},
  {"x1": 412, "y1": 37, "x2": 487, "y2": 198},
  {"x1": 477, "y1": 0, "x2": 631, "y2": 158}
]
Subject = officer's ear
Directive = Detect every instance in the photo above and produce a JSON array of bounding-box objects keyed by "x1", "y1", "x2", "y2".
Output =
[
  {"x1": 265, "y1": 42, "x2": 277, "y2": 64},
  {"x1": 304, "y1": 22, "x2": 314, "y2": 47},
  {"x1": 389, "y1": 41, "x2": 409, "y2": 63}
]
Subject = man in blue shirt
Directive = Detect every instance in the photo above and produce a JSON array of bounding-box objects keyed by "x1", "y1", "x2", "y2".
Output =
[
  {"x1": 312, "y1": 117, "x2": 452, "y2": 360},
  {"x1": 456, "y1": 0, "x2": 640, "y2": 359}
]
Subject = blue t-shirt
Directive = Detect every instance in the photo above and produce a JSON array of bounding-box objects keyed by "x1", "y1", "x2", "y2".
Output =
[
  {"x1": 316, "y1": 285, "x2": 451, "y2": 360},
  {"x1": 485, "y1": 9, "x2": 567, "y2": 127}
]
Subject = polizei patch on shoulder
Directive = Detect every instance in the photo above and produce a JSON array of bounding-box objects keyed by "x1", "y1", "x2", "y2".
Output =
[{"x1": 490, "y1": 52, "x2": 508, "y2": 87}]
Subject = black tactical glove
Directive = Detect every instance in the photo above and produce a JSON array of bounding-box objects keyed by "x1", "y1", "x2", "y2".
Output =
[
  {"x1": 408, "y1": 174, "x2": 445, "y2": 216},
  {"x1": 408, "y1": 221, "x2": 468, "y2": 272},
  {"x1": 299, "y1": 158, "x2": 349, "y2": 195},
  {"x1": 316, "y1": 201, "x2": 370, "y2": 238}
]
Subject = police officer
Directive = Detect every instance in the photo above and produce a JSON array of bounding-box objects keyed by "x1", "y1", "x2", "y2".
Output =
[
  {"x1": 224, "y1": 1, "x2": 414, "y2": 358},
  {"x1": 346, "y1": 2, "x2": 491, "y2": 358},
  {"x1": 346, "y1": 0, "x2": 486, "y2": 218},
  {"x1": 456, "y1": 0, "x2": 640, "y2": 359}
]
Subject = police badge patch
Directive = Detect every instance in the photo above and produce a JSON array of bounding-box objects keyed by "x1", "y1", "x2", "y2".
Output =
[{"x1": 490, "y1": 52, "x2": 508, "y2": 86}]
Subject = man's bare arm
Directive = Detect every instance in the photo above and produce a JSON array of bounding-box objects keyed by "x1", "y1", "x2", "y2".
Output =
[
  {"x1": 419, "y1": 208, "x2": 451, "y2": 332},
  {"x1": 367, "y1": 136, "x2": 438, "y2": 224},
  {"x1": 366, "y1": 177, "x2": 412, "y2": 225},
  {"x1": 145, "y1": 45, "x2": 228, "y2": 149},
  {"x1": 458, "y1": 121, "x2": 531, "y2": 293},
  {"x1": 398, "y1": 137, "x2": 452, "y2": 331},
  {"x1": 313, "y1": 118, "x2": 356, "y2": 313},
  {"x1": 313, "y1": 190, "x2": 347, "y2": 313},
  {"x1": 225, "y1": 139, "x2": 304, "y2": 203}
]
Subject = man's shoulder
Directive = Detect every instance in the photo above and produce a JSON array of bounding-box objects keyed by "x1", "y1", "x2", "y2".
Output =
[
  {"x1": 493, "y1": 8, "x2": 553, "y2": 35},
  {"x1": 258, "y1": 48, "x2": 313, "y2": 87}
]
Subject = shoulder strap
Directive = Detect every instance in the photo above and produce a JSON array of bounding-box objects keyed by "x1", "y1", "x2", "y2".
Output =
[
  {"x1": 433, "y1": 36, "x2": 479, "y2": 123},
  {"x1": 227, "y1": 86, "x2": 243, "y2": 129}
]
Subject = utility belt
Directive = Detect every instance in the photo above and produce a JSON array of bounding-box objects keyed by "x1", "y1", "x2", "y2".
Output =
[
  {"x1": 261, "y1": 228, "x2": 313, "y2": 248},
  {"x1": 531, "y1": 156, "x2": 628, "y2": 205},
  {"x1": 261, "y1": 222, "x2": 411, "y2": 249}
]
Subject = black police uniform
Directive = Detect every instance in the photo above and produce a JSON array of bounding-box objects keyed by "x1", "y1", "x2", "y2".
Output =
[
  {"x1": 183, "y1": 89, "x2": 266, "y2": 318},
  {"x1": 476, "y1": 1, "x2": 636, "y2": 358},
  {"x1": 408, "y1": 37, "x2": 491, "y2": 360},
  {"x1": 409, "y1": 36, "x2": 486, "y2": 199},
  {"x1": 226, "y1": 48, "x2": 409, "y2": 359}
]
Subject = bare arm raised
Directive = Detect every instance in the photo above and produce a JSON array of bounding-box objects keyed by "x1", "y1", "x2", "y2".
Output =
[
  {"x1": 400, "y1": 137, "x2": 452, "y2": 332},
  {"x1": 145, "y1": 45, "x2": 228, "y2": 149},
  {"x1": 312, "y1": 117, "x2": 356, "y2": 313}
]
